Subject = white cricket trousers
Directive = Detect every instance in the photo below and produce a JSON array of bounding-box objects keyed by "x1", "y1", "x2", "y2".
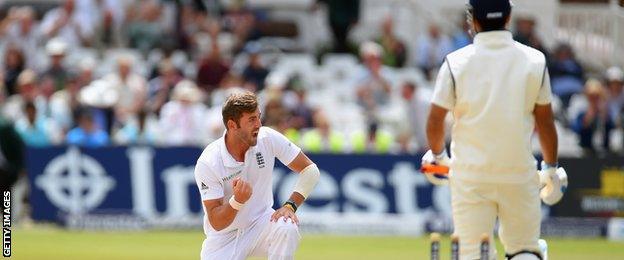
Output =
[
  {"x1": 450, "y1": 174, "x2": 541, "y2": 260},
  {"x1": 200, "y1": 211, "x2": 301, "y2": 260}
]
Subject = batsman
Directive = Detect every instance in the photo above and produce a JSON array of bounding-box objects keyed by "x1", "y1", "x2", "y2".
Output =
[{"x1": 422, "y1": 0, "x2": 568, "y2": 259}]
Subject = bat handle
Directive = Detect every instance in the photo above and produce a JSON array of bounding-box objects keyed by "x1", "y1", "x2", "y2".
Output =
[{"x1": 421, "y1": 164, "x2": 450, "y2": 175}]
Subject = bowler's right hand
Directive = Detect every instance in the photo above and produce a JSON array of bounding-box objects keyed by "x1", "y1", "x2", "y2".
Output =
[{"x1": 232, "y1": 177, "x2": 252, "y2": 203}]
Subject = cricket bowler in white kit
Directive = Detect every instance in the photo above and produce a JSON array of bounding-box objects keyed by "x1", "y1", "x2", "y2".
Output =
[
  {"x1": 194, "y1": 92, "x2": 320, "y2": 260},
  {"x1": 423, "y1": 1, "x2": 568, "y2": 259}
]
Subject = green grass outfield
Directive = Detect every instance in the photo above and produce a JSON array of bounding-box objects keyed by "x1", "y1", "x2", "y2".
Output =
[{"x1": 11, "y1": 226, "x2": 624, "y2": 259}]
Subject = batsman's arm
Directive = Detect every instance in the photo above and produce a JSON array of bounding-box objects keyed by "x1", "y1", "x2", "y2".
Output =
[
  {"x1": 427, "y1": 104, "x2": 449, "y2": 155},
  {"x1": 202, "y1": 198, "x2": 239, "y2": 231},
  {"x1": 534, "y1": 103, "x2": 558, "y2": 165}
]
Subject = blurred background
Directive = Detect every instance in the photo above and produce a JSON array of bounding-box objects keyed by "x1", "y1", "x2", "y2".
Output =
[{"x1": 0, "y1": 0, "x2": 623, "y2": 259}]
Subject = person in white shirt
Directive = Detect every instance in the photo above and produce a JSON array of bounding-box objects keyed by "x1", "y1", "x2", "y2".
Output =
[
  {"x1": 423, "y1": 1, "x2": 567, "y2": 259},
  {"x1": 0, "y1": 6, "x2": 41, "y2": 69},
  {"x1": 415, "y1": 23, "x2": 453, "y2": 81},
  {"x1": 104, "y1": 55, "x2": 147, "y2": 125},
  {"x1": 40, "y1": 0, "x2": 95, "y2": 48},
  {"x1": 400, "y1": 81, "x2": 431, "y2": 152},
  {"x1": 159, "y1": 80, "x2": 207, "y2": 146},
  {"x1": 194, "y1": 91, "x2": 320, "y2": 260}
]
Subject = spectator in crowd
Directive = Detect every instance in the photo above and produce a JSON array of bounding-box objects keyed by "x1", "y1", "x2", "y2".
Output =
[
  {"x1": 221, "y1": 1, "x2": 259, "y2": 53},
  {"x1": 604, "y1": 66, "x2": 624, "y2": 153},
  {"x1": 176, "y1": 3, "x2": 202, "y2": 53},
  {"x1": 2, "y1": 70, "x2": 46, "y2": 123},
  {"x1": 300, "y1": 111, "x2": 345, "y2": 153},
  {"x1": 351, "y1": 121, "x2": 394, "y2": 154},
  {"x1": 40, "y1": 0, "x2": 95, "y2": 47},
  {"x1": 0, "y1": 6, "x2": 41, "y2": 67},
  {"x1": 37, "y1": 74, "x2": 57, "y2": 119},
  {"x1": 79, "y1": 0, "x2": 126, "y2": 48},
  {"x1": 127, "y1": 0, "x2": 166, "y2": 54},
  {"x1": 415, "y1": 23, "x2": 453, "y2": 80},
  {"x1": 113, "y1": 109, "x2": 157, "y2": 145},
  {"x1": 452, "y1": 16, "x2": 472, "y2": 50},
  {"x1": 605, "y1": 66, "x2": 624, "y2": 127},
  {"x1": 571, "y1": 79, "x2": 614, "y2": 156},
  {"x1": 270, "y1": 112, "x2": 301, "y2": 144},
  {"x1": 66, "y1": 107, "x2": 110, "y2": 147},
  {"x1": 400, "y1": 81, "x2": 430, "y2": 152},
  {"x1": 513, "y1": 16, "x2": 548, "y2": 57},
  {"x1": 78, "y1": 79, "x2": 119, "y2": 134},
  {"x1": 318, "y1": 0, "x2": 360, "y2": 53},
  {"x1": 104, "y1": 55, "x2": 147, "y2": 125},
  {"x1": 269, "y1": 74, "x2": 302, "y2": 113},
  {"x1": 355, "y1": 41, "x2": 392, "y2": 124},
  {"x1": 199, "y1": 18, "x2": 236, "y2": 60},
  {"x1": 242, "y1": 44, "x2": 269, "y2": 92},
  {"x1": 43, "y1": 38, "x2": 71, "y2": 92},
  {"x1": 549, "y1": 43, "x2": 584, "y2": 108},
  {"x1": 197, "y1": 42, "x2": 230, "y2": 94},
  {"x1": 159, "y1": 80, "x2": 207, "y2": 146},
  {"x1": 146, "y1": 60, "x2": 182, "y2": 114},
  {"x1": 2, "y1": 45, "x2": 26, "y2": 97},
  {"x1": 49, "y1": 74, "x2": 82, "y2": 132},
  {"x1": 145, "y1": 46, "x2": 174, "y2": 80},
  {"x1": 289, "y1": 87, "x2": 315, "y2": 130},
  {"x1": 262, "y1": 97, "x2": 291, "y2": 130},
  {"x1": 376, "y1": 16, "x2": 407, "y2": 68},
  {"x1": 15, "y1": 102, "x2": 61, "y2": 147},
  {"x1": 76, "y1": 58, "x2": 96, "y2": 89},
  {"x1": 256, "y1": 73, "x2": 301, "y2": 142}
]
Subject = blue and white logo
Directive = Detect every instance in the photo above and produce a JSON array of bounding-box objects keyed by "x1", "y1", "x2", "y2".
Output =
[{"x1": 35, "y1": 147, "x2": 116, "y2": 214}]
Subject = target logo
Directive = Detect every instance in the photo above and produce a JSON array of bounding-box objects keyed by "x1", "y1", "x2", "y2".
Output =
[{"x1": 35, "y1": 147, "x2": 116, "y2": 214}]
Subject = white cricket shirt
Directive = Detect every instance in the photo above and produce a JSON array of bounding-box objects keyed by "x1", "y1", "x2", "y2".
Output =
[
  {"x1": 194, "y1": 126, "x2": 301, "y2": 235},
  {"x1": 431, "y1": 31, "x2": 552, "y2": 183}
]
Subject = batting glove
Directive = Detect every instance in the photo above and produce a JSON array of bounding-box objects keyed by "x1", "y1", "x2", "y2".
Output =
[
  {"x1": 538, "y1": 161, "x2": 568, "y2": 205},
  {"x1": 421, "y1": 149, "x2": 450, "y2": 185}
]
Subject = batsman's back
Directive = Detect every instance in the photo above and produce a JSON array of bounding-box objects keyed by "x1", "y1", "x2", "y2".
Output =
[{"x1": 441, "y1": 32, "x2": 550, "y2": 183}]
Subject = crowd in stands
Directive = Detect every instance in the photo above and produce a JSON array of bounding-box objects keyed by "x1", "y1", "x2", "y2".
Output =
[{"x1": 0, "y1": 0, "x2": 623, "y2": 157}]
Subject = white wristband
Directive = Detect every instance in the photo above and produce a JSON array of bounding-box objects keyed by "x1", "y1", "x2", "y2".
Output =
[{"x1": 228, "y1": 196, "x2": 244, "y2": 210}]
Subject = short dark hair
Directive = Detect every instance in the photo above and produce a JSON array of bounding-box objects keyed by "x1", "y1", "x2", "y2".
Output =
[
  {"x1": 222, "y1": 91, "x2": 258, "y2": 129},
  {"x1": 75, "y1": 107, "x2": 94, "y2": 122},
  {"x1": 476, "y1": 16, "x2": 509, "y2": 31}
]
